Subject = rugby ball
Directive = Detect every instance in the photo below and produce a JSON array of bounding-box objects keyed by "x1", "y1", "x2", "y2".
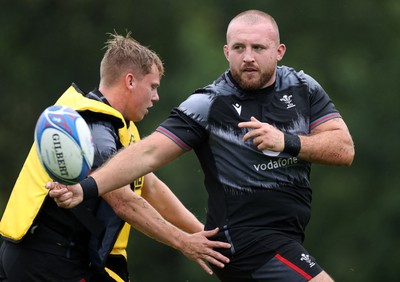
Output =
[{"x1": 34, "y1": 105, "x2": 94, "y2": 184}]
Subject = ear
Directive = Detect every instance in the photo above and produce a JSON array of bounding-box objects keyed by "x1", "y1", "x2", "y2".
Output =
[
  {"x1": 277, "y1": 43, "x2": 286, "y2": 61},
  {"x1": 223, "y1": 45, "x2": 229, "y2": 61},
  {"x1": 125, "y1": 73, "x2": 135, "y2": 88}
]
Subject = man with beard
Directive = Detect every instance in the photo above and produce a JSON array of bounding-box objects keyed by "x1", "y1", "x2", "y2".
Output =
[{"x1": 48, "y1": 10, "x2": 355, "y2": 282}]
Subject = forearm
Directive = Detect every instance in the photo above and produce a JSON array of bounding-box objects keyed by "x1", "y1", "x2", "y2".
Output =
[
  {"x1": 102, "y1": 186, "x2": 231, "y2": 275},
  {"x1": 92, "y1": 132, "x2": 183, "y2": 196},
  {"x1": 239, "y1": 117, "x2": 355, "y2": 166},
  {"x1": 142, "y1": 174, "x2": 204, "y2": 233},
  {"x1": 298, "y1": 119, "x2": 355, "y2": 166},
  {"x1": 157, "y1": 198, "x2": 204, "y2": 234},
  {"x1": 91, "y1": 145, "x2": 150, "y2": 195},
  {"x1": 107, "y1": 187, "x2": 189, "y2": 251},
  {"x1": 126, "y1": 203, "x2": 189, "y2": 251}
]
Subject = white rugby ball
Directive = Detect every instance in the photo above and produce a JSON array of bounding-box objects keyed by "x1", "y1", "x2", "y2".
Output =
[{"x1": 34, "y1": 105, "x2": 94, "y2": 184}]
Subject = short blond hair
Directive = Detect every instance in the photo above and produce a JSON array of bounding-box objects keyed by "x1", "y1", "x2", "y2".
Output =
[{"x1": 100, "y1": 31, "x2": 164, "y2": 86}]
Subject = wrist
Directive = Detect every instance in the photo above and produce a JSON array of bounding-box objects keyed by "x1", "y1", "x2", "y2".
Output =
[
  {"x1": 172, "y1": 229, "x2": 190, "y2": 251},
  {"x1": 80, "y1": 176, "x2": 99, "y2": 201},
  {"x1": 283, "y1": 133, "x2": 301, "y2": 157}
]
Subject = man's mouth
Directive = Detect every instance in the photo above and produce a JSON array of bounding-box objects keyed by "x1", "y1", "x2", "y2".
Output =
[{"x1": 242, "y1": 66, "x2": 258, "y2": 73}]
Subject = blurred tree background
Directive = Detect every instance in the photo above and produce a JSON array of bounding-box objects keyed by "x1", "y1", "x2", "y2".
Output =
[{"x1": 1, "y1": 0, "x2": 399, "y2": 281}]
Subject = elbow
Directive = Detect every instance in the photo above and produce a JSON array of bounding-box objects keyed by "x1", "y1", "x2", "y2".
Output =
[
  {"x1": 113, "y1": 196, "x2": 149, "y2": 224},
  {"x1": 341, "y1": 145, "x2": 355, "y2": 167},
  {"x1": 343, "y1": 154, "x2": 355, "y2": 166},
  {"x1": 344, "y1": 134, "x2": 356, "y2": 166},
  {"x1": 113, "y1": 202, "x2": 128, "y2": 220},
  {"x1": 323, "y1": 144, "x2": 355, "y2": 167},
  {"x1": 111, "y1": 196, "x2": 134, "y2": 221},
  {"x1": 347, "y1": 149, "x2": 355, "y2": 166}
]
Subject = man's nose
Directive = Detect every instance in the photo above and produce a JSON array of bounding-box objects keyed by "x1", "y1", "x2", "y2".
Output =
[{"x1": 243, "y1": 48, "x2": 255, "y2": 62}]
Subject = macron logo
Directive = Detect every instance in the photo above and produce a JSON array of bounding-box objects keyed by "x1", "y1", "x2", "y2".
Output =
[{"x1": 232, "y1": 103, "x2": 242, "y2": 115}]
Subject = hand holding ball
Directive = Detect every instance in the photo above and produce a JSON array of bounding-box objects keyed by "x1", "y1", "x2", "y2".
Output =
[{"x1": 35, "y1": 105, "x2": 94, "y2": 184}]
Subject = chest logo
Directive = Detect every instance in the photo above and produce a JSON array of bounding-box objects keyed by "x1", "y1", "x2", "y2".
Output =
[
  {"x1": 232, "y1": 103, "x2": 242, "y2": 115},
  {"x1": 280, "y1": 95, "x2": 296, "y2": 109}
]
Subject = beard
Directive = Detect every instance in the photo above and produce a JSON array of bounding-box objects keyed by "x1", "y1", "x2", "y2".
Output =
[{"x1": 230, "y1": 67, "x2": 275, "y2": 91}]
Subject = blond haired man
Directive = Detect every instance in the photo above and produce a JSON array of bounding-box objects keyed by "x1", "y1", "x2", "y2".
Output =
[{"x1": 0, "y1": 32, "x2": 230, "y2": 281}]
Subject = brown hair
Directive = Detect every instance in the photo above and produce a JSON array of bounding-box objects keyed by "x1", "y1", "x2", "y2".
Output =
[{"x1": 100, "y1": 31, "x2": 164, "y2": 86}]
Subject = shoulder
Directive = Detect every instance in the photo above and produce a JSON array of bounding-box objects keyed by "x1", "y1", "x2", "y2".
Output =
[
  {"x1": 80, "y1": 112, "x2": 121, "y2": 147},
  {"x1": 178, "y1": 71, "x2": 237, "y2": 122},
  {"x1": 80, "y1": 109, "x2": 124, "y2": 130},
  {"x1": 88, "y1": 119, "x2": 120, "y2": 169},
  {"x1": 178, "y1": 93, "x2": 215, "y2": 123},
  {"x1": 276, "y1": 66, "x2": 323, "y2": 93},
  {"x1": 88, "y1": 119, "x2": 119, "y2": 147}
]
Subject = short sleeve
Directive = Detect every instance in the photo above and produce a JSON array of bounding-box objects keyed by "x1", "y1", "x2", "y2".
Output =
[
  {"x1": 157, "y1": 108, "x2": 208, "y2": 151},
  {"x1": 307, "y1": 74, "x2": 341, "y2": 129},
  {"x1": 87, "y1": 120, "x2": 119, "y2": 170}
]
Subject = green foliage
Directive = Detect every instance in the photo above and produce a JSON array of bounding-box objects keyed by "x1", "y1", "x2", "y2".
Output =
[{"x1": 1, "y1": 0, "x2": 399, "y2": 281}]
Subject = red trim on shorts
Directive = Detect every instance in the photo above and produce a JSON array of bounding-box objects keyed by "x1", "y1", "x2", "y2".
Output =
[{"x1": 275, "y1": 254, "x2": 312, "y2": 281}]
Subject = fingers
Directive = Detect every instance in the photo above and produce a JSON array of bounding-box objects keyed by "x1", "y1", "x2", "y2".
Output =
[
  {"x1": 48, "y1": 188, "x2": 73, "y2": 208},
  {"x1": 46, "y1": 181, "x2": 77, "y2": 208},
  {"x1": 238, "y1": 117, "x2": 284, "y2": 151},
  {"x1": 242, "y1": 127, "x2": 263, "y2": 143},
  {"x1": 196, "y1": 228, "x2": 231, "y2": 266},
  {"x1": 201, "y1": 228, "x2": 231, "y2": 249},
  {"x1": 196, "y1": 259, "x2": 214, "y2": 275},
  {"x1": 183, "y1": 228, "x2": 231, "y2": 274},
  {"x1": 195, "y1": 249, "x2": 228, "y2": 275},
  {"x1": 238, "y1": 117, "x2": 264, "y2": 142},
  {"x1": 45, "y1": 181, "x2": 55, "y2": 190},
  {"x1": 205, "y1": 248, "x2": 230, "y2": 265},
  {"x1": 47, "y1": 186, "x2": 69, "y2": 199},
  {"x1": 238, "y1": 116, "x2": 261, "y2": 130},
  {"x1": 45, "y1": 181, "x2": 63, "y2": 190},
  {"x1": 201, "y1": 227, "x2": 219, "y2": 237},
  {"x1": 49, "y1": 188, "x2": 69, "y2": 198},
  {"x1": 208, "y1": 240, "x2": 231, "y2": 249}
]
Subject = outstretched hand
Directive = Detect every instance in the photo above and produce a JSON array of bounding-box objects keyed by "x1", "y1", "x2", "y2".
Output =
[
  {"x1": 46, "y1": 182, "x2": 84, "y2": 208},
  {"x1": 180, "y1": 227, "x2": 231, "y2": 275},
  {"x1": 47, "y1": 184, "x2": 232, "y2": 275}
]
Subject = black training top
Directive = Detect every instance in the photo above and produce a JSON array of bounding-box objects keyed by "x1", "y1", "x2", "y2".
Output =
[{"x1": 157, "y1": 66, "x2": 340, "y2": 265}]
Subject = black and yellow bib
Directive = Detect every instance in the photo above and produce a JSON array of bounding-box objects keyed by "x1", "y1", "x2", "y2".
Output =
[{"x1": 0, "y1": 84, "x2": 143, "y2": 262}]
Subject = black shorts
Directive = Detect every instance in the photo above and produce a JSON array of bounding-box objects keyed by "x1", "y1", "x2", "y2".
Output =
[
  {"x1": 0, "y1": 240, "x2": 90, "y2": 282},
  {"x1": 212, "y1": 234, "x2": 323, "y2": 282}
]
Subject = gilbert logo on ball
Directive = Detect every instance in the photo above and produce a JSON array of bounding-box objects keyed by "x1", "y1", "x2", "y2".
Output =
[{"x1": 34, "y1": 105, "x2": 94, "y2": 184}]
